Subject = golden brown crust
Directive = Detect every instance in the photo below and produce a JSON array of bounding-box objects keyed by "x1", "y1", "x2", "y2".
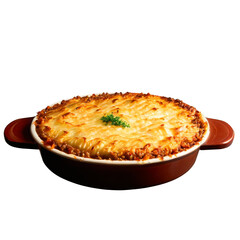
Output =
[{"x1": 34, "y1": 92, "x2": 208, "y2": 161}]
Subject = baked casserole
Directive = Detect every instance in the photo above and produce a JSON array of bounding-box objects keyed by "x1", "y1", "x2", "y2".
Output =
[{"x1": 34, "y1": 92, "x2": 208, "y2": 161}]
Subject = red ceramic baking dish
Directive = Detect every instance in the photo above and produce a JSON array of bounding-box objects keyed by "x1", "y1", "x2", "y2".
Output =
[{"x1": 4, "y1": 115, "x2": 234, "y2": 190}]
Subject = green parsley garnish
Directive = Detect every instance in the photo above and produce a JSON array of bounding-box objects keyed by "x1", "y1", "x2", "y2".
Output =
[{"x1": 100, "y1": 113, "x2": 130, "y2": 128}]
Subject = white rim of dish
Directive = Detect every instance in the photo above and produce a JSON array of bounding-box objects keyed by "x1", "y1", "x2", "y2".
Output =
[{"x1": 30, "y1": 115, "x2": 210, "y2": 165}]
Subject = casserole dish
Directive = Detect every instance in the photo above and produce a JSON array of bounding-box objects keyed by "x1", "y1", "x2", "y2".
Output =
[{"x1": 4, "y1": 94, "x2": 234, "y2": 189}]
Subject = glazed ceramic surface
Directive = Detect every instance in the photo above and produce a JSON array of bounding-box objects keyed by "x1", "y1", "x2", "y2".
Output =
[{"x1": 4, "y1": 116, "x2": 234, "y2": 189}]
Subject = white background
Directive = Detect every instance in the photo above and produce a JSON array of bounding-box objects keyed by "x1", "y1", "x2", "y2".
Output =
[{"x1": 1, "y1": 1, "x2": 239, "y2": 239}]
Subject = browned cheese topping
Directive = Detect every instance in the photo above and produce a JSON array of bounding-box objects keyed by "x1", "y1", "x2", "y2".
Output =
[{"x1": 35, "y1": 92, "x2": 208, "y2": 160}]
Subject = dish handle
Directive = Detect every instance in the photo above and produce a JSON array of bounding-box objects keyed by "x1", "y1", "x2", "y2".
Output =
[
  {"x1": 200, "y1": 118, "x2": 234, "y2": 150},
  {"x1": 4, "y1": 117, "x2": 38, "y2": 149}
]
